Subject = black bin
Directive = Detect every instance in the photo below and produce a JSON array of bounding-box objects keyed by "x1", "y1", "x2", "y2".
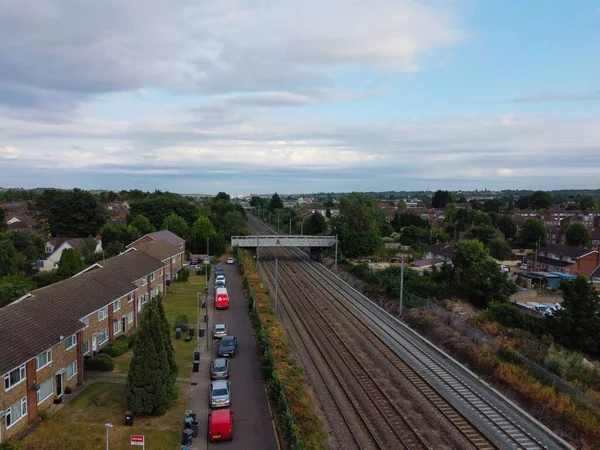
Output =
[
  {"x1": 125, "y1": 410, "x2": 134, "y2": 426},
  {"x1": 175, "y1": 328, "x2": 181, "y2": 340},
  {"x1": 193, "y1": 351, "x2": 200, "y2": 373},
  {"x1": 199, "y1": 328, "x2": 205, "y2": 337},
  {"x1": 191, "y1": 420, "x2": 199, "y2": 438},
  {"x1": 188, "y1": 327, "x2": 195, "y2": 339},
  {"x1": 182, "y1": 428, "x2": 194, "y2": 445}
]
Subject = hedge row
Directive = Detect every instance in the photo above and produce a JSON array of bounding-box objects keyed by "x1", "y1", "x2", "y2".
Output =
[{"x1": 239, "y1": 249, "x2": 328, "y2": 449}]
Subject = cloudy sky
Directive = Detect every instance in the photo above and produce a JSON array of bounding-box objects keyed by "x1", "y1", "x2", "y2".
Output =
[{"x1": 1, "y1": 0, "x2": 599, "y2": 195}]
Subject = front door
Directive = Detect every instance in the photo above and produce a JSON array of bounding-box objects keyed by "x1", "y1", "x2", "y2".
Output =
[
  {"x1": 92, "y1": 334, "x2": 98, "y2": 353},
  {"x1": 122, "y1": 317, "x2": 127, "y2": 334},
  {"x1": 56, "y1": 373, "x2": 63, "y2": 397}
]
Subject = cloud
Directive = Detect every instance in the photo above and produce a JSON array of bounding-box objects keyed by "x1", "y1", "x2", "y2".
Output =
[
  {"x1": 0, "y1": 0, "x2": 462, "y2": 112},
  {"x1": 0, "y1": 145, "x2": 22, "y2": 159}
]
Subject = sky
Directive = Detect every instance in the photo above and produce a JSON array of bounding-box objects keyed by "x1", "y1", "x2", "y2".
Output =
[{"x1": 1, "y1": 0, "x2": 599, "y2": 195}]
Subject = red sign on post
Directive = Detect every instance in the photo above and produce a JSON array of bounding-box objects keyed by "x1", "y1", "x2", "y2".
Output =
[{"x1": 130, "y1": 435, "x2": 145, "y2": 446}]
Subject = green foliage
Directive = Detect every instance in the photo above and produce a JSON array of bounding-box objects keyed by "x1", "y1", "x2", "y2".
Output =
[
  {"x1": 178, "y1": 267, "x2": 190, "y2": 282},
  {"x1": 0, "y1": 273, "x2": 36, "y2": 308},
  {"x1": 0, "y1": 235, "x2": 27, "y2": 277},
  {"x1": 390, "y1": 211, "x2": 428, "y2": 231},
  {"x1": 161, "y1": 212, "x2": 189, "y2": 240},
  {"x1": 528, "y1": 191, "x2": 555, "y2": 210},
  {"x1": 487, "y1": 301, "x2": 525, "y2": 328},
  {"x1": 84, "y1": 354, "x2": 115, "y2": 372},
  {"x1": 268, "y1": 193, "x2": 284, "y2": 211},
  {"x1": 334, "y1": 193, "x2": 384, "y2": 257},
  {"x1": 222, "y1": 210, "x2": 248, "y2": 239},
  {"x1": 0, "y1": 441, "x2": 25, "y2": 450},
  {"x1": 496, "y1": 214, "x2": 518, "y2": 239},
  {"x1": 129, "y1": 192, "x2": 200, "y2": 229},
  {"x1": 304, "y1": 212, "x2": 327, "y2": 235},
  {"x1": 129, "y1": 214, "x2": 156, "y2": 235},
  {"x1": 578, "y1": 195, "x2": 597, "y2": 211},
  {"x1": 431, "y1": 190, "x2": 452, "y2": 208},
  {"x1": 57, "y1": 248, "x2": 84, "y2": 278},
  {"x1": 464, "y1": 225, "x2": 497, "y2": 245},
  {"x1": 488, "y1": 239, "x2": 514, "y2": 260},
  {"x1": 155, "y1": 296, "x2": 178, "y2": 383},
  {"x1": 564, "y1": 222, "x2": 591, "y2": 247},
  {"x1": 126, "y1": 298, "x2": 177, "y2": 415},
  {"x1": 519, "y1": 217, "x2": 547, "y2": 248},
  {"x1": 548, "y1": 275, "x2": 600, "y2": 357},
  {"x1": 0, "y1": 208, "x2": 6, "y2": 232},
  {"x1": 188, "y1": 216, "x2": 217, "y2": 253},
  {"x1": 102, "y1": 337, "x2": 130, "y2": 357},
  {"x1": 30, "y1": 188, "x2": 109, "y2": 237}
]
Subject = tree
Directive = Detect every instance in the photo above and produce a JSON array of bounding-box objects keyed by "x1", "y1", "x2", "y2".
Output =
[
  {"x1": 564, "y1": 223, "x2": 591, "y2": 247},
  {"x1": 126, "y1": 299, "x2": 177, "y2": 415},
  {"x1": 334, "y1": 194, "x2": 383, "y2": 257},
  {"x1": 578, "y1": 195, "x2": 597, "y2": 212},
  {"x1": 129, "y1": 193, "x2": 200, "y2": 228},
  {"x1": 57, "y1": 248, "x2": 84, "y2": 278},
  {"x1": 0, "y1": 274, "x2": 36, "y2": 308},
  {"x1": 269, "y1": 193, "x2": 284, "y2": 211},
  {"x1": 155, "y1": 296, "x2": 178, "y2": 389},
  {"x1": 464, "y1": 225, "x2": 497, "y2": 245},
  {"x1": 0, "y1": 235, "x2": 27, "y2": 277},
  {"x1": 0, "y1": 208, "x2": 6, "y2": 232},
  {"x1": 108, "y1": 191, "x2": 118, "y2": 202},
  {"x1": 30, "y1": 188, "x2": 109, "y2": 237},
  {"x1": 391, "y1": 211, "x2": 428, "y2": 231},
  {"x1": 482, "y1": 198, "x2": 506, "y2": 213},
  {"x1": 221, "y1": 211, "x2": 248, "y2": 240},
  {"x1": 496, "y1": 215, "x2": 517, "y2": 240},
  {"x1": 304, "y1": 212, "x2": 327, "y2": 235},
  {"x1": 325, "y1": 208, "x2": 332, "y2": 219},
  {"x1": 431, "y1": 190, "x2": 452, "y2": 208},
  {"x1": 549, "y1": 276, "x2": 600, "y2": 356},
  {"x1": 488, "y1": 239, "x2": 514, "y2": 261},
  {"x1": 188, "y1": 216, "x2": 217, "y2": 254},
  {"x1": 528, "y1": 191, "x2": 554, "y2": 210},
  {"x1": 452, "y1": 240, "x2": 517, "y2": 307},
  {"x1": 129, "y1": 215, "x2": 156, "y2": 236},
  {"x1": 519, "y1": 217, "x2": 547, "y2": 248},
  {"x1": 162, "y1": 213, "x2": 189, "y2": 240}
]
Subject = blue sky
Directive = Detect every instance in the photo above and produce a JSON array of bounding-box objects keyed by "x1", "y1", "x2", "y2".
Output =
[{"x1": 1, "y1": 0, "x2": 599, "y2": 195}]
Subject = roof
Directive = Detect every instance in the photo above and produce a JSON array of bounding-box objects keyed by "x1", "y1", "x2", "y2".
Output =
[
  {"x1": 539, "y1": 244, "x2": 595, "y2": 260},
  {"x1": 425, "y1": 243, "x2": 455, "y2": 259},
  {"x1": 132, "y1": 239, "x2": 183, "y2": 262},
  {"x1": 0, "y1": 265, "x2": 136, "y2": 376},
  {"x1": 592, "y1": 229, "x2": 600, "y2": 240},
  {"x1": 411, "y1": 258, "x2": 444, "y2": 267},
  {"x1": 127, "y1": 230, "x2": 185, "y2": 248},
  {"x1": 97, "y1": 249, "x2": 165, "y2": 282},
  {"x1": 549, "y1": 271, "x2": 577, "y2": 280},
  {"x1": 530, "y1": 255, "x2": 575, "y2": 268},
  {"x1": 47, "y1": 237, "x2": 87, "y2": 252}
]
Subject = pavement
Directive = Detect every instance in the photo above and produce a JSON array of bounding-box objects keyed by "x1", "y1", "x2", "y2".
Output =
[{"x1": 186, "y1": 259, "x2": 279, "y2": 450}]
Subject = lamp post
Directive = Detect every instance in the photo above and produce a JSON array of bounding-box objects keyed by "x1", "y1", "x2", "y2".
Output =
[
  {"x1": 105, "y1": 423, "x2": 113, "y2": 450},
  {"x1": 289, "y1": 217, "x2": 291, "y2": 235},
  {"x1": 399, "y1": 256, "x2": 404, "y2": 316},
  {"x1": 196, "y1": 292, "x2": 200, "y2": 344}
]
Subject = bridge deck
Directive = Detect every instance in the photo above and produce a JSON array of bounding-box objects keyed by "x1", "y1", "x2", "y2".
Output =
[{"x1": 231, "y1": 235, "x2": 337, "y2": 247}]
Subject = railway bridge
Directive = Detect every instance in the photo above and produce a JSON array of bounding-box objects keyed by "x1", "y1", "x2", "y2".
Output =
[{"x1": 231, "y1": 235, "x2": 337, "y2": 261}]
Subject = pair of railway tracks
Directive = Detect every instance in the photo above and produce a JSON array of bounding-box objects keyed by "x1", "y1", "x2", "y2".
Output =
[{"x1": 247, "y1": 215, "x2": 573, "y2": 450}]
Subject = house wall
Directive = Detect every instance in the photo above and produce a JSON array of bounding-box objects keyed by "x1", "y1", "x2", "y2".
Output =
[
  {"x1": 38, "y1": 243, "x2": 74, "y2": 272},
  {"x1": 0, "y1": 338, "x2": 79, "y2": 441},
  {"x1": 575, "y1": 252, "x2": 600, "y2": 276}
]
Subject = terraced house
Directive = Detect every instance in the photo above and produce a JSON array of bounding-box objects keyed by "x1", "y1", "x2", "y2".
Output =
[
  {"x1": 126, "y1": 238, "x2": 185, "y2": 287},
  {"x1": 0, "y1": 235, "x2": 184, "y2": 443}
]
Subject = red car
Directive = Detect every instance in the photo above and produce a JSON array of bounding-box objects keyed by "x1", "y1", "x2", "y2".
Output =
[{"x1": 208, "y1": 408, "x2": 233, "y2": 441}]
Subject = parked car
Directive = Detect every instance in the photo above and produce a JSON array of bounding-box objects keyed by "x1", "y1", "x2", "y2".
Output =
[
  {"x1": 209, "y1": 380, "x2": 231, "y2": 408},
  {"x1": 520, "y1": 263, "x2": 528, "y2": 270},
  {"x1": 190, "y1": 257, "x2": 200, "y2": 265},
  {"x1": 212, "y1": 323, "x2": 228, "y2": 339},
  {"x1": 210, "y1": 358, "x2": 230, "y2": 380},
  {"x1": 226, "y1": 257, "x2": 234, "y2": 265},
  {"x1": 215, "y1": 280, "x2": 226, "y2": 289},
  {"x1": 499, "y1": 264, "x2": 510, "y2": 273},
  {"x1": 215, "y1": 267, "x2": 224, "y2": 276},
  {"x1": 215, "y1": 275, "x2": 226, "y2": 287},
  {"x1": 208, "y1": 408, "x2": 233, "y2": 441},
  {"x1": 203, "y1": 257, "x2": 211, "y2": 264},
  {"x1": 218, "y1": 335, "x2": 237, "y2": 358}
]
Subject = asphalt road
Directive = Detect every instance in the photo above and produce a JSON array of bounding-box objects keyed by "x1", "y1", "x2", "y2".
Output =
[{"x1": 206, "y1": 259, "x2": 279, "y2": 450}]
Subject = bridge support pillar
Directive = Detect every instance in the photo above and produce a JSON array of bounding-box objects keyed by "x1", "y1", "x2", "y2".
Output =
[{"x1": 309, "y1": 247, "x2": 323, "y2": 262}]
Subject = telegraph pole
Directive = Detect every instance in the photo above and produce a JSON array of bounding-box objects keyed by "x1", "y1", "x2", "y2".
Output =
[
  {"x1": 334, "y1": 234, "x2": 338, "y2": 271},
  {"x1": 257, "y1": 235, "x2": 260, "y2": 271},
  {"x1": 275, "y1": 258, "x2": 279, "y2": 314},
  {"x1": 399, "y1": 256, "x2": 404, "y2": 316}
]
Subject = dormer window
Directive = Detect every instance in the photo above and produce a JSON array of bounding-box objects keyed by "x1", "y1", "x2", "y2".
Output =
[{"x1": 45, "y1": 244, "x2": 53, "y2": 253}]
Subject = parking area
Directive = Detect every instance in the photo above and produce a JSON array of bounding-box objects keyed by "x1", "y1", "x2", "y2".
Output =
[{"x1": 187, "y1": 258, "x2": 278, "y2": 450}]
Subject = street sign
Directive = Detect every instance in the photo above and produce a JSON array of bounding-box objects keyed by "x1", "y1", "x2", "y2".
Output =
[{"x1": 130, "y1": 435, "x2": 145, "y2": 447}]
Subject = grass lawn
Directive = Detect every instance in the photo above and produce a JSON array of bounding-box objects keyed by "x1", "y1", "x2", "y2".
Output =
[{"x1": 22, "y1": 382, "x2": 188, "y2": 450}]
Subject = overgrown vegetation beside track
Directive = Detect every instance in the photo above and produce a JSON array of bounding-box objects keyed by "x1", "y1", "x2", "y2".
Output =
[{"x1": 238, "y1": 249, "x2": 329, "y2": 450}]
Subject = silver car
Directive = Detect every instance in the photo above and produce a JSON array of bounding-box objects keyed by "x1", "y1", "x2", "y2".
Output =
[
  {"x1": 209, "y1": 380, "x2": 231, "y2": 408},
  {"x1": 210, "y1": 358, "x2": 230, "y2": 380},
  {"x1": 212, "y1": 323, "x2": 227, "y2": 339}
]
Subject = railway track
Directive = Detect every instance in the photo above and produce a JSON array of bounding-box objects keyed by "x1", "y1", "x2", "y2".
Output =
[{"x1": 247, "y1": 215, "x2": 573, "y2": 450}]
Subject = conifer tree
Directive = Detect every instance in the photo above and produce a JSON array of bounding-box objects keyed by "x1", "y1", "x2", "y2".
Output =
[
  {"x1": 155, "y1": 295, "x2": 178, "y2": 384},
  {"x1": 125, "y1": 301, "x2": 175, "y2": 415}
]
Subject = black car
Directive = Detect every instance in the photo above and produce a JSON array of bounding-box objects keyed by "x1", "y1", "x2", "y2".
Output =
[{"x1": 217, "y1": 335, "x2": 237, "y2": 358}]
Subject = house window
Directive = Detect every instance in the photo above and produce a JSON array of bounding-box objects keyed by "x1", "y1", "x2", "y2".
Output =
[
  {"x1": 113, "y1": 319, "x2": 121, "y2": 335},
  {"x1": 36, "y1": 349, "x2": 52, "y2": 371},
  {"x1": 66, "y1": 361, "x2": 77, "y2": 380},
  {"x1": 37, "y1": 378, "x2": 53, "y2": 404},
  {"x1": 159, "y1": 268, "x2": 163, "y2": 276},
  {"x1": 113, "y1": 299, "x2": 121, "y2": 312},
  {"x1": 38, "y1": 260, "x2": 44, "y2": 268},
  {"x1": 4, "y1": 365, "x2": 26, "y2": 391},
  {"x1": 98, "y1": 306, "x2": 108, "y2": 321},
  {"x1": 82, "y1": 340, "x2": 90, "y2": 355},
  {"x1": 65, "y1": 334, "x2": 77, "y2": 350},
  {"x1": 45, "y1": 244, "x2": 53, "y2": 253},
  {"x1": 150, "y1": 273, "x2": 155, "y2": 282},
  {"x1": 98, "y1": 328, "x2": 109, "y2": 345},
  {"x1": 128, "y1": 293, "x2": 134, "y2": 303},
  {"x1": 6, "y1": 397, "x2": 27, "y2": 429},
  {"x1": 81, "y1": 316, "x2": 89, "y2": 328},
  {"x1": 172, "y1": 257, "x2": 176, "y2": 264},
  {"x1": 142, "y1": 294, "x2": 148, "y2": 305},
  {"x1": 141, "y1": 277, "x2": 147, "y2": 286},
  {"x1": 127, "y1": 312, "x2": 134, "y2": 324}
]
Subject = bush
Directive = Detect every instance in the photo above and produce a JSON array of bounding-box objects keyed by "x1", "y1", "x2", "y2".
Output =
[
  {"x1": 84, "y1": 353, "x2": 115, "y2": 372},
  {"x1": 0, "y1": 441, "x2": 25, "y2": 450},
  {"x1": 487, "y1": 301, "x2": 525, "y2": 329},
  {"x1": 174, "y1": 313, "x2": 189, "y2": 331},
  {"x1": 178, "y1": 267, "x2": 190, "y2": 282},
  {"x1": 102, "y1": 337, "x2": 130, "y2": 357}
]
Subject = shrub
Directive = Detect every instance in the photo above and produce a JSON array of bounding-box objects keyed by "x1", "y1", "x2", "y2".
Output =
[
  {"x1": 0, "y1": 442, "x2": 25, "y2": 450},
  {"x1": 84, "y1": 353, "x2": 115, "y2": 372},
  {"x1": 102, "y1": 337, "x2": 130, "y2": 357},
  {"x1": 174, "y1": 313, "x2": 189, "y2": 331},
  {"x1": 64, "y1": 386, "x2": 73, "y2": 394},
  {"x1": 476, "y1": 345, "x2": 500, "y2": 375},
  {"x1": 178, "y1": 267, "x2": 190, "y2": 282},
  {"x1": 487, "y1": 301, "x2": 525, "y2": 329}
]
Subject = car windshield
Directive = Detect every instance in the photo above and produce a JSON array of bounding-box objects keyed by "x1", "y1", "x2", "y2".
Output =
[
  {"x1": 215, "y1": 325, "x2": 226, "y2": 331},
  {"x1": 213, "y1": 363, "x2": 226, "y2": 371},
  {"x1": 213, "y1": 388, "x2": 229, "y2": 396}
]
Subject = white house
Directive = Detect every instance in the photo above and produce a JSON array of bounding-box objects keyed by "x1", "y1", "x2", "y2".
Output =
[{"x1": 37, "y1": 237, "x2": 103, "y2": 271}]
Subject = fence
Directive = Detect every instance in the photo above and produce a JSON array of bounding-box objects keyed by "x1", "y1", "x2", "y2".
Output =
[{"x1": 237, "y1": 247, "x2": 303, "y2": 450}]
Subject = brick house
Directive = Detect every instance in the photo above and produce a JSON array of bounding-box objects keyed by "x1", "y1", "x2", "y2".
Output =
[
  {"x1": 126, "y1": 230, "x2": 186, "y2": 257},
  {"x1": 0, "y1": 265, "x2": 136, "y2": 442},
  {"x1": 526, "y1": 244, "x2": 600, "y2": 277},
  {"x1": 127, "y1": 239, "x2": 184, "y2": 286},
  {"x1": 591, "y1": 228, "x2": 600, "y2": 252}
]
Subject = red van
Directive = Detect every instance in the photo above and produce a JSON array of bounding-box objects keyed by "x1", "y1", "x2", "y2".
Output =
[
  {"x1": 215, "y1": 287, "x2": 230, "y2": 310},
  {"x1": 208, "y1": 408, "x2": 233, "y2": 441}
]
